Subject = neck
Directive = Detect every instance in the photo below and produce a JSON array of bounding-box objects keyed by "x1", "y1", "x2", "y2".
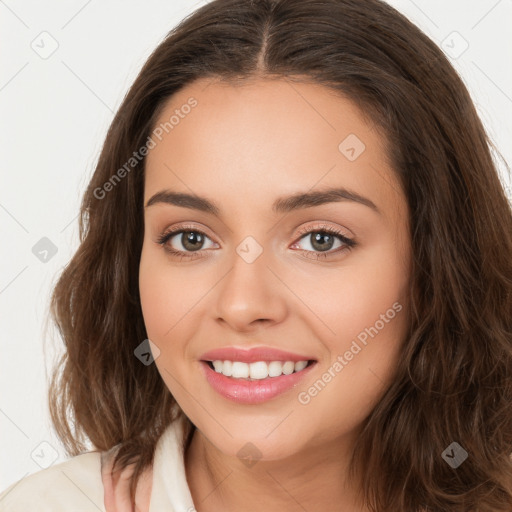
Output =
[{"x1": 184, "y1": 426, "x2": 371, "y2": 512}]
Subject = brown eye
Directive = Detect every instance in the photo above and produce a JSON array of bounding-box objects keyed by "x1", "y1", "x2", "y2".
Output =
[
  {"x1": 291, "y1": 225, "x2": 356, "y2": 258},
  {"x1": 157, "y1": 227, "x2": 217, "y2": 259},
  {"x1": 179, "y1": 231, "x2": 206, "y2": 252}
]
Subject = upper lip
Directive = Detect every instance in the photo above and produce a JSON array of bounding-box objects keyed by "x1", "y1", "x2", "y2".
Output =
[{"x1": 200, "y1": 346, "x2": 316, "y2": 363}]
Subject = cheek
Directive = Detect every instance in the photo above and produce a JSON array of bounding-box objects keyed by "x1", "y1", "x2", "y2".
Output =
[
  {"x1": 138, "y1": 245, "x2": 216, "y2": 357},
  {"x1": 139, "y1": 243, "x2": 183, "y2": 326},
  {"x1": 292, "y1": 242, "x2": 409, "y2": 410},
  {"x1": 138, "y1": 246, "x2": 182, "y2": 340},
  {"x1": 294, "y1": 242, "x2": 408, "y2": 345}
]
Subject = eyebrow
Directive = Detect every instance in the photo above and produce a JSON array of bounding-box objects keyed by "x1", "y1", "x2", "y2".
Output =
[{"x1": 144, "y1": 187, "x2": 380, "y2": 216}]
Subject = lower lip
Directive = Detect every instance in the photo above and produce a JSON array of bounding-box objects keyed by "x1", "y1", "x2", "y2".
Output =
[{"x1": 200, "y1": 361, "x2": 317, "y2": 404}]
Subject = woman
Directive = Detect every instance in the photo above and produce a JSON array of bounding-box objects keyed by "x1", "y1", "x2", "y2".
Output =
[{"x1": 1, "y1": 0, "x2": 511, "y2": 510}]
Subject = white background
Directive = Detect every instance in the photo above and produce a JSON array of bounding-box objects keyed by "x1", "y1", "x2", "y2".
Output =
[{"x1": 1, "y1": 0, "x2": 511, "y2": 491}]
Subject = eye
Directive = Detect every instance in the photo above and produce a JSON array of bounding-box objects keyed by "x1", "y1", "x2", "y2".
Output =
[
  {"x1": 157, "y1": 224, "x2": 217, "y2": 261},
  {"x1": 156, "y1": 222, "x2": 356, "y2": 261},
  {"x1": 291, "y1": 223, "x2": 356, "y2": 260}
]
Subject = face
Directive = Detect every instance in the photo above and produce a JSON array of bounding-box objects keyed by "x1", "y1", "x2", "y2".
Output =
[{"x1": 139, "y1": 76, "x2": 411, "y2": 462}]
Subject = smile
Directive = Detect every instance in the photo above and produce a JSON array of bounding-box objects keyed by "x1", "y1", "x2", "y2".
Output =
[
  {"x1": 207, "y1": 359, "x2": 312, "y2": 380},
  {"x1": 200, "y1": 359, "x2": 317, "y2": 404}
]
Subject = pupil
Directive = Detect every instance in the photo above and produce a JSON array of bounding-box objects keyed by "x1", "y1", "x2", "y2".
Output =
[
  {"x1": 311, "y1": 232, "x2": 333, "y2": 251},
  {"x1": 183, "y1": 231, "x2": 203, "y2": 251}
]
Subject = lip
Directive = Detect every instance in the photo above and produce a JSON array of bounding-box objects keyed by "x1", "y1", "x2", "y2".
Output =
[
  {"x1": 200, "y1": 346, "x2": 316, "y2": 363},
  {"x1": 200, "y1": 360, "x2": 317, "y2": 404}
]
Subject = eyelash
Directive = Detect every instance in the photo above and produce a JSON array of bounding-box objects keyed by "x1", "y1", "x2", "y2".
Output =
[{"x1": 156, "y1": 223, "x2": 357, "y2": 261}]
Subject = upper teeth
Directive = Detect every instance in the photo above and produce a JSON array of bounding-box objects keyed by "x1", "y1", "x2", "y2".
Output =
[{"x1": 211, "y1": 360, "x2": 309, "y2": 380}]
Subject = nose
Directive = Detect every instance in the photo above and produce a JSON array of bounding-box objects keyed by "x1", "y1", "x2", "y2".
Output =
[{"x1": 213, "y1": 247, "x2": 288, "y2": 332}]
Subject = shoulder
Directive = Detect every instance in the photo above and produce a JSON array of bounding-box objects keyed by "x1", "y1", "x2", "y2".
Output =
[{"x1": 0, "y1": 451, "x2": 105, "y2": 512}]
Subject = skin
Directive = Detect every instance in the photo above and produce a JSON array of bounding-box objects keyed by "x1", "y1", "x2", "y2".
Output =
[{"x1": 139, "y1": 76, "x2": 411, "y2": 512}]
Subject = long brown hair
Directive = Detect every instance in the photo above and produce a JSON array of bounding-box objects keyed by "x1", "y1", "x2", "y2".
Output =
[{"x1": 46, "y1": 0, "x2": 512, "y2": 510}]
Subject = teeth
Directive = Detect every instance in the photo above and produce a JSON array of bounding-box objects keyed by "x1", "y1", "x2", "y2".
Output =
[
  {"x1": 282, "y1": 361, "x2": 295, "y2": 375},
  {"x1": 268, "y1": 361, "x2": 282, "y2": 377},
  {"x1": 249, "y1": 361, "x2": 268, "y2": 379},
  {"x1": 294, "y1": 360, "x2": 308, "y2": 372},
  {"x1": 210, "y1": 360, "x2": 310, "y2": 380},
  {"x1": 223, "y1": 360, "x2": 232, "y2": 376},
  {"x1": 232, "y1": 361, "x2": 249, "y2": 378}
]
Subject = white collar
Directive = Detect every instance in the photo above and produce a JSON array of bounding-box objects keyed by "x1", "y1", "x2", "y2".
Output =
[{"x1": 149, "y1": 414, "x2": 196, "y2": 511}]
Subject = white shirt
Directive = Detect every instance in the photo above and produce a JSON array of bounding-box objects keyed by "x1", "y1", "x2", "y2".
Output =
[{"x1": 0, "y1": 415, "x2": 196, "y2": 511}]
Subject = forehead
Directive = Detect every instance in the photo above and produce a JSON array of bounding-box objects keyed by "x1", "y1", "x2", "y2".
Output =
[{"x1": 143, "y1": 77, "x2": 404, "y2": 220}]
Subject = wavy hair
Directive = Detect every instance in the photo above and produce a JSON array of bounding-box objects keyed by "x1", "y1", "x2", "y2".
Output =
[{"x1": 46, "y1": 0, "x2": 512, "y2": 509}]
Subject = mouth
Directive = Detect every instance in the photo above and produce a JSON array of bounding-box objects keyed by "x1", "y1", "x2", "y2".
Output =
[
  {"x1": 202, "y1": 359, "x2": 317, "y2": 381},
  {"x1": 199, "y1": 358, "x2": 318, "y2": 404}
]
